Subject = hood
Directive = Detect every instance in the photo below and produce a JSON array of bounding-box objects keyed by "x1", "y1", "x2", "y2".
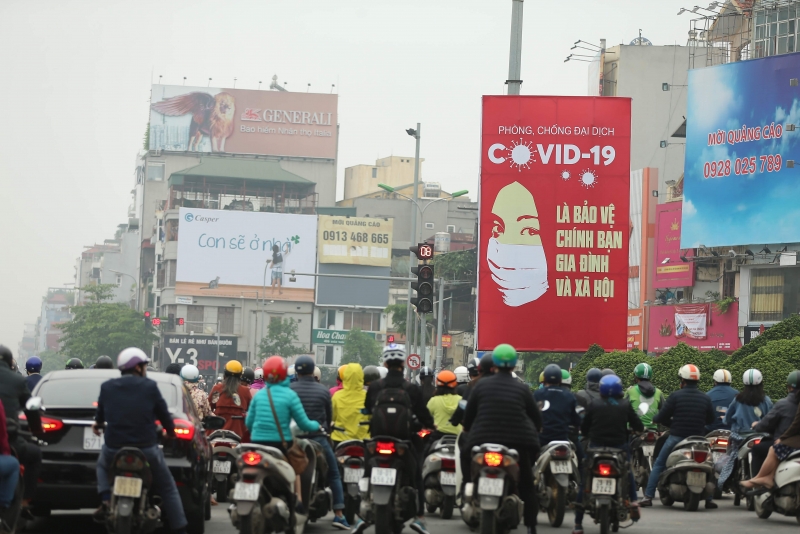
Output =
[
  {"x1": 586, "y1": 382, "x2": 600, "y2": 393},
  {"x1": 637, "y1": 380, "x2": 655, "y2": 398},
  {"x1": 265, "y1": 377, "x2": 291, "y2": 389},
  {"x1": 342, "y1": 363, "x2": 364, "y2": 391}
]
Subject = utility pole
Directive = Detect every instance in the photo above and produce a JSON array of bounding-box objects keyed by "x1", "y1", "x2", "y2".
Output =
[
  {"x1": 419, "y1": 312, "x2": 427, "y2": 367},
  {"x1": 507, "y1": 0, "x2": 524, "y2": 95},
  {"x1": 405, "y1": 124, "x2": 421, "y2": 353},
  {"x1": 435, "y1": 277, "x2": 445, "y2": 370}
]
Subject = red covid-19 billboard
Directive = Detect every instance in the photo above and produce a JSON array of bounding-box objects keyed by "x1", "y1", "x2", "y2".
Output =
[{"x1": 477, "y1": 96, "x2": 631, "y2": 352}]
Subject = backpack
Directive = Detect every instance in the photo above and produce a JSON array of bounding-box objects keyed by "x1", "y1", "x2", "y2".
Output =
[{"x1": 370, "y1": 383, "x2": 413, "y2": 439}]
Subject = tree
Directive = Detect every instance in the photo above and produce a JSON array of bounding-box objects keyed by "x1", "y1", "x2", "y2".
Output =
[
  {"x1": 342, "y1": 329, "x2": 381, "y2": 366},
  {"x1": 82, "y1": 283, "x2": 117, "y2": 303},
  {"x1": 384, "y1": 303, "x2": 407, "y2": 334},
  {"x1": 258, "y1": 318, "x2": 304, "y2": 359},
  {"x1": 432, "y1": 248, "x2": 477, "y2": 283},
  {"x1": 39, "y1": 350, "x2": 70, "y2": 374}
]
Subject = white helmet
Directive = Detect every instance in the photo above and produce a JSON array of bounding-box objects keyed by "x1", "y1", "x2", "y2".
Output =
[
  {"x1": 180, "y1": 364, "x2": 200, "y2": 383},
  {"x1": 313, "y1": 367, "x2": 322, "y2": 380},
  {"x1": 454, "y1": 366, "x2": 470, "y2": 384},
  {"x1": 678, "y1": 364, "x2": 701, "y2": 381},
  {"x1": 378, "y1": 367, "x2": 388, "y2": 379},
  {"x1": 743, "y1": 368, "x2": 763, "y2": 386},
  {"x1": 117, "y1": 347, "x2": 150, "y2": 371},
  {"x1": 254, "y1": 367, "x2": 263, "y2": 380},
  {"x1": 713, "y1": 369, "x2": 732, "y2": 384},
  {"x1": 381, "y1": 344, "x2": 407, "y2": 363}
]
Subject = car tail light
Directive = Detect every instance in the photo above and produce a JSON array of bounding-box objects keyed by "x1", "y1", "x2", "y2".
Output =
[
  {"x1": 644, "y1": 432, "x2": 657, "y2": 443},
  {"x1": 376, "y1": 442, "x2": 396, "y2": 455},
  {"x1": 40, "y1": 417, "x2": 64, "y2": 432},
  {"x1": 551, "y1": 445, "x2": 570, "y2": 459},
  {"x1": 242, "y1": 452, "x2": 262, "y2": 466},
  {"x1": 342, "y1": 446, "x2": 364, "y2": 458},
  {"x1": 417, "y1": 429, "x2": 432, "y2": 439},
  {"x1": 595, "y1": 463, "x2": 616, "y2": 477},
  {"x1": 441, "y1": 458, "x2": 456, "y2": 471},
  {"x1": 692, "y1": 450, "x2": 708, "y2": 463},
  {"x1": 484, "y1": 452, "x2": 503, "y2": 467},
  {"x1": 173, "y1": 418, "x2": 195, "y2": 440}
]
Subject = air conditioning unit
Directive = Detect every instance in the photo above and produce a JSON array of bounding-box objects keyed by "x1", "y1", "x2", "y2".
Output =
[{"x1": 153, "y1": 149, "x2": 162, "y2": 157}]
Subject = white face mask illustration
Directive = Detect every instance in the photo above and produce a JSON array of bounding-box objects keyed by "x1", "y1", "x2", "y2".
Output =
[{"x1": 487, "y1": 181, "x2": 549, "y2": 307}]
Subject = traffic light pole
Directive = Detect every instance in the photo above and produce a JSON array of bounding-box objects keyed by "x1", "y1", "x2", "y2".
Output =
[
  {"x1": 419, "y1": 311, "x2": 427, "y2": 367},
  {"x1": 435, "y1": 276, "x2": 445, "y2": 370}
]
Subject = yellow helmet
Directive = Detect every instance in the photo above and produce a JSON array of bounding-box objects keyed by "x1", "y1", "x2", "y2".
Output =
[
  {"x1": 338, "y1": 365, "x2": 347, "y2": 381},
  {"x1": 225, "y1": 360, "x2": 244, "y2": 376}
]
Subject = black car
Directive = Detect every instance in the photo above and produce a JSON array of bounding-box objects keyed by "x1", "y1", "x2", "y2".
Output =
[{"x1": 26, "y1": 369, "x2": 216, "y2": 534}]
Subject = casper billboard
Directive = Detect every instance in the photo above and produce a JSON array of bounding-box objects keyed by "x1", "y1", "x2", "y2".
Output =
[
  {"x1": 682, "y1": 53, "x2": 800, "y2": 248},
  {"x1": 477, "y1": 96, "x2": 631, "y2": 352},
  {"x1": 176, "y1": 208, "x2": 317, "y2": 301},
  {"x1": 150, "y1": 85, "x2": 337, "y2": 159}
]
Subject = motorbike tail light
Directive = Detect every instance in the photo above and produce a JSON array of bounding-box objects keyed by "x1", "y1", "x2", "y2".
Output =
[
  {"x1": 441, "y1": 458, "x2": 456, "y2": 471},
  {"x1": 484, "y1": 452, "x2": 503, "y2": 467},
  {"x1": 342, "y1": 446, "x2": 364, "y2": 458},
  {"x1": 172, "y1": 418, "x2": 195, "y2": 441},
  {"x1": 747, "y1": 438, "x2": 762, "y2": 448},
  {"x1": 645, "y1": 432, "x2": 657, "y2": 443},
  {"x1": 551, "y1": 445, "x2": 570, "y2": 459},
  {"x1": 242, "y1": 452, "x2": 263, "y2": 466},
  {"x1": 692, "y1": 450, "x2": 709, "y2": 463},
  {"x1": 115, "y1": 454, "x2": 145, "y2": 471},
  {"x1": 717, "y1": 438, "x2": 729, "y2": 447},
  {"x1": 595, "y1": 463, "x2": 616, "y2": 477},
  {"x1": 376, "y1": 441, "x2": 396, "y2": 455},
  {"x1": 417, "y1": 429, "x2": 432, "y2": 439}
]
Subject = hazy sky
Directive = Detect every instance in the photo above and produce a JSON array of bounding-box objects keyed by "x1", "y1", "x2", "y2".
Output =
[{"x1": 0, "y1": 0, "x2": 696, "y2": 351}]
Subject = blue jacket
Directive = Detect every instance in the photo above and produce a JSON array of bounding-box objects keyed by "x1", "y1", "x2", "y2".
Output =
[
  {"x1": 25, "y1": 374, "x2": 42, "y2": 393},
  {"x1": 534, "y1": 386, "x2": 581, "y2": 445},
  {"x1": 95, "y1": 375, "x2": 174, "y2": 449},
  {"x1": 246, "y1": 378, "x2": 319, "y2": 443},
  {"x1": 706, "y1": 385, "x2": 738, "y2": 431},
  {"x1": 725, "y1": 396, "x2": 773, "y2": 434}
]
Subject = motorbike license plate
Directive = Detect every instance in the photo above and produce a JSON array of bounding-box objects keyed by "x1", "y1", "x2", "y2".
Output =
[
  {"x1": 642, "y1": 445, "x2": 655, "y2": 456},
  {"x1": 551, "y1": 461, "x2": 572, "y2": 474},
  {"x1": 113, "y1": 476, "x2": 143, "y2": 498},
  {"x1": 83, "y1": 427, "x2": 104, "y2": 451},
  {"x1": 344, "y1": 468, "x2": 364, "y2": 483},
  {"x1": 233, "y1": 482, "x2": 260, "y2": 501},
  {"x1": 478, "y1": 477, "x2": 504, "y2": 497},
  {"x1": 591, "y1": 477, "x2": 616, "y2": 495},
  {"x1": 440, "y1": 471, "x2": 457, "y2": 486},
  {"x1": 213, "y1": 460, "x2": 231, "y2": 474},
  {"x1": 686, "y1": 471, "x2": 706, "y2": 487},
  {"x1": 370, "y1": 468, "x2": 397, "y2": 486}
]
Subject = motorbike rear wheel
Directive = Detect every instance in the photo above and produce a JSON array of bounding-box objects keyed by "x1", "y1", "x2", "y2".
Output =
[
  {"x1": 238, "y1": 505, "x2": 265, "y2": 534},
  {"x1": 480, "y1": 509, "x2": 497, "y2": 534},
  {"x1": 547, "y1": 476, "x2": 566, "y2": 527},
  {"x1": 426, "y1": 503, "x2": 437, "y2": 514},
  {"x1": 597, "y1": 505, "x2": 611, "y2": 534},
  {"x1": 683, "y1": 492, "x2": 700, "y2": 512},
  {"x1": 216, "y1": 478, "x2": 230, "y2": 503},
  {"x1": 375, "y1": 504, "x2": 393, "y2": 534},
  {"x1": 343, "y1": 496, "x2": 357, "y2": 525},
  {"x1": 115, "y1": 514, "x2": 133, "y2": 534},
  {"x1": 441, "y1": 495, "x2": 455, "y2": 520},
  {"x1": 658, "y1": 489, "x2": 674, "y2": 507},
  {"x1": 754, "y1": 496, "x2": 772, "y2": 519}
]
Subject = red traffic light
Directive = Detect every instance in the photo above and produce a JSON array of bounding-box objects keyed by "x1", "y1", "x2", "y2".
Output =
[
  {"x1": 144, "y1": 311, "x2": 151, "y2": 318},
  {"x1": 151, "y1": 317, "x2": 162, "y2": 326},
  {"x1": 387, "y1": 335, "x2": 395, "y2": 343},
  {"x1": 177, "y1": 317, "x2": 185, "y2": 326}
]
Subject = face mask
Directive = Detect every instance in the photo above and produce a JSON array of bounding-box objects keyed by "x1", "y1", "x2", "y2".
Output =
[{"x1": 487, "y1": 237, "x2": 549, "y2": 306}]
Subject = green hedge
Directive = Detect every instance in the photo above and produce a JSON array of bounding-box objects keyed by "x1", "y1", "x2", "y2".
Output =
[
  {"x1": 571, "y1": 344, "x2": 607, "y2": 390},
  {"x1": 727, "y1": 337, "x2": 800, "y2": 401},
  {"x1": 650, "y1": 343, "x2": 727, "y2": 394},
  {"x1": 730, "y1": 315, "x2": 800, "y2": 364}
]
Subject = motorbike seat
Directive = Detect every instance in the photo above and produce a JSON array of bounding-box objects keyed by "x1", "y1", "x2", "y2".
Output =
[
  {"x1": 336, "y1": 439, "x2": 364, "y2": 450},
  {"x1": 208, "y1": 429, "x2": 241, "y2": 442},
  {"x1": 432, "y1": 435, "x2": 457, "y2": 452},
  {"x1": 784, "y1": 449, "x2": 800, "y2": 462}
]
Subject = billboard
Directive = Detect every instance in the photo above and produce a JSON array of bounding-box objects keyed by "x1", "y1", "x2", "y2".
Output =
[
  {"x1": 316, "y1": 263, "x2": 390, "y2": 308},
  {"x1": 647, "y1": 302, "x2": 740, "y2": 353},
  {"x1": 682, "y1": 53, "x2": 800, "y2": 247},
  {"x1": 150, "y1": 85, "x2": 337, "y2": 159},
  {"x1": 317, "y1": 216, "x2": 393, "y2": 266},
  {"x1": 162, "y1": 334, "x2": 238, "y2": 376},
  {"x1": 654, "y1": 203, "x2": 695, "y2": 287},
  {"x1": 477, "y1": 96, "x2": 632, "y2": 352},
  {"x1": 176, "y1": 208, "x2": 317, "y2": 301}
]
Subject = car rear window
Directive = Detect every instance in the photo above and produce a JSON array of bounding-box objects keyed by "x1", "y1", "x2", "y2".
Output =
[{"x1": 37, "y1": 377, "x2": 178, "y2": 408}]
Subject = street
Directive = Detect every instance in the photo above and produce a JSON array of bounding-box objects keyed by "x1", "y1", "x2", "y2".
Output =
[{"x1": 19, "y1": 494, "x2": 800, "y2": 534}]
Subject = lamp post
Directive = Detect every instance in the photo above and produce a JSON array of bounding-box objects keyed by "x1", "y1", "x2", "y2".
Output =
[
  {"x1": 109, "y1": 270, "x2": 139, "y2": 311},
  {"x1": 406, "y1": 125, "x2": 421, "y2": 355}
]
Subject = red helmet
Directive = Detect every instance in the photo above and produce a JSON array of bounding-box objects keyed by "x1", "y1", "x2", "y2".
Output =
[{"x1": 263, "y1": 356, "x2": 287, "y2": 384}]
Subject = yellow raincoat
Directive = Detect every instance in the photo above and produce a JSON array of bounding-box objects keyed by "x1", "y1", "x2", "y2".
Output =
[{"x1": 332, "y1": 363, "x2": 370, "y2": 442}]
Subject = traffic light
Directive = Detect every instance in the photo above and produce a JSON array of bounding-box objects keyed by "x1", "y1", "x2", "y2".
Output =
[
  {"x1": 410, "y1": 243, "x2": 434, "y2": 261},
  {"x1": 151, "y1": 317, "x2": 162, "y2": 327},
  {"x1": 177, "y1": 317, "x2": 185, "y2": 326},
  {"x1": 387, "y1": 334, "x2": 395, "y2": 344},
  {"x1": 411, "y1": 264, "x2": 434, "y2": 314},
  {"x1": 168, "y1": 313, "x2": 175, "y2": 330},
  {"x1": 143, "y1": 311, "x2": 151, "y2": 326}
]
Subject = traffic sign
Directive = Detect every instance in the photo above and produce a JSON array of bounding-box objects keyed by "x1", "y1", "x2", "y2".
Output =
[{"x1": 407, "y1": 354, "x2": 421, "y2": 370}]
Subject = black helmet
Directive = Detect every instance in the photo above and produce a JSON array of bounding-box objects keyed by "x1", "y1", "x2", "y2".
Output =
[
  {"x1": 419, "y1": 366, "x2": 434, "y2": 378},
  {"x1": 0, "y1": 345, "x2": 12, "y2": 366},
  {"x1": 294, "y1": 355, "x2": 315, "y2": 376},
  {"x1": 466, "y1": 357, "x2": 481, "y2": 377},
  {"x1": 242, "y1": 367, "x2": 255, "y2": 384},
  {"x1": 543, "y1": 364, "x2": 562, "y2": 385},
  {"x1": 363, "y1": 365, "x2": 381, "y2": 385},
  {"x1": 601, "y1": 368, "x2": 616, "y2": 377},
  {"x1": 65, "y1": 358, "x2": 84, "y2": 370},
  {"x1": 479, "y1": 352, "x2": 495, "y2": 375},
  {"x1": 146, "y1": 366, "x2": 157, "y2": 372},
  {"x1": 95, "y1": 355, "x2": 114, "y2": 369},
  {"x1": 165, "y1": 363, "x2": 183, "y2": 375},
  {"x1": 586, "y1": 368, "x2": 603, "y2": 384}
]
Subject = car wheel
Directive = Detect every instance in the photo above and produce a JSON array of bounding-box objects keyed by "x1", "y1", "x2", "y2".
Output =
[
  {"x1": 179, "y1": 486, "x2": 205, "y2": 534},
  {"x1": 204, "y1": 485, "x2": 211, "y2": 521}
]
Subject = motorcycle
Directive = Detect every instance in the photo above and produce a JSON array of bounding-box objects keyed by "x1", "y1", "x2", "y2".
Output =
[
  {"x1": 533, "y1": 440, "x2": 579, "y2": 527},
  {"x1": 655, "y1": 436, "x2": 715, "y2": 511},
  {"x1": 630, "y1": 430, "x2": 660, "y2": 490},
  {"x1": 422, "y1": 434, "x2": 458, "y2": 519},
  {"x1": 208, "y1": 429, "x2": 242, "y2": 503},
  {"x1": 728, "y1": 432, "x2": 769, "y2": 509},
  {"x1": 358, "y1": 437, "x2": 419, "y2": 534},
  {"x1": 460, "y1": 443, "x2": 524, "y2": 534},
  {"x1": 334, "y1": 439, "x2": 366, "y2": 525},
  {"x1": 295, "y1": 433, "x2": 332, "y2": 524},
  {"x1": 705, "y1": 429, "x2": 731, "y2": 498},
  {"x1": 584, "y1": 447, "x2": 632, "y2": 534},
  {"x1": 753, "y1": 448, "x2": 800, "y2": 522},
  {"x1": 106, "y1": 447, "x2": 162, "y2": 534}
]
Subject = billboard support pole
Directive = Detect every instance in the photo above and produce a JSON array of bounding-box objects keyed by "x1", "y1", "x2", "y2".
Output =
[
  {"x1": 407, "y1": 124, "x2": 421, "y2": 354},
  {"x1": 507, "y1": 0, "x2": 524, "y2": 95},
  {"x1": 215, "y1": 320, "x2": 220, "y2": 379}
]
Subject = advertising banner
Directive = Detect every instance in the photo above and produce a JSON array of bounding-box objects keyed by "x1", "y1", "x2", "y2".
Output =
[
  {"x1": 655, "y1": 203, "x2": 694, "y2": 287},
  {"x1": 674, "y1": 303, "x2": 708, "y2": 339},
  {"x1": 317, "y1": 216, "x2": 393, "y2": 266},
  {"x1": 477, "y1": 96, "x2": 632, "y2": 351},
  {"x1": 150, "y1": 85, "x2": 337, "y2": 159},
  {"x1": 176, "y1": 208, "x2": 317, "y2": 302},
  {"x1": 627, "y1": 308, "x2": 643, "y2": 351},
  {"x1": 682, "y1": 53, "x2": 800, "y2": 247},
  {"x1": 162, "y1": 334, "x2": 238, "y2": 376},
  {"x1": 648, "y1": 302, "x2": 740, "y2": 353}
]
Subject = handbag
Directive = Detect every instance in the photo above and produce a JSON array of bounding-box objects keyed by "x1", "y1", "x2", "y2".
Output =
[{"x1": 266, "y1": 387, "x2": 309, "y2": 475}]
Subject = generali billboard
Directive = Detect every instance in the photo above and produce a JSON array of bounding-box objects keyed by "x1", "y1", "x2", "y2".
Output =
[
  {"x1": 477, "y1": 96, "x2": 632, "y2": 352},
  {"x1": 654, "y1": 203, "x2": 694, "y2": 288},
  {"x1": 150, "y1": 85, "x2": 337, "y2": 159}
]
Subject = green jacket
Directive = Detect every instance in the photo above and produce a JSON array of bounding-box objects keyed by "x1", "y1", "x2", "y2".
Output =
[{"x1": 624, "y1": 381, "x2": 665, "y2": 430}]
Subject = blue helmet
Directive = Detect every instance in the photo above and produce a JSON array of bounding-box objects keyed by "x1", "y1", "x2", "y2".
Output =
[
  {"x1": 599, "y1": 375, "x2": 623, "y2": 398},
  {"x1": 294, "y1": 355, "x2": 315, "y2": 376},
  {"x1": 586, "y1": 368, "x2": 603, "y2": 384},
  {"x1": 25, "y1": 357, "x2": 43, "y2": 373}
]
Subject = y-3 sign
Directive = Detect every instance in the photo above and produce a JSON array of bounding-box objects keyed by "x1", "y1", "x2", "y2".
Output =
[{"x1": 165, "y1": 347, "x2": 198, "y2": 366}]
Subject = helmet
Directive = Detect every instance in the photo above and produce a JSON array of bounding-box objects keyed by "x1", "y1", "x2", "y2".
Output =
[
  {"x1": 295, "y1": 355, "x2": 315, "y2": 376},
  {"x1": 382, "y1": 345, "x2": 407, "y2": 363},
  {"x1": 0, "y1": 346, "x2": 12, "y2": 366},
  {"x1": 601, "y1": 368, "x2": 616, "y2": 377},
  {"x1": 743, "y1": 368, "x2": 763, "y2": 386},
  {"x1": 788, "y1": 370, "x2": 800, "y2": 389},
  {"x1": 713, "y1": 369, "x2": 732, "y2": 384},
  {"x1": 180, "y1": 364, "x2": 201, "y2": 383},
  {"x1": 539, "y1": 372, "x2": 545, "y2": 383},
  {"x1": 599, "y1": 375, "x2": 623, "y2": 397},
  {"x1": 492, "y1": 344, "x2": 518, "y2": 369},
  {"x1": 95, "y1": 355, "x2": 114, "y2": 369},
  {"x1": 25, "y1": 357, "x2": 42, "y2": 373},
  {"x1": 678, "y1": 364, "x2": 701, "y2": 381},
  {"x1": 436, "y1": 370, "x2": 458, "y2": 388},
  {"x1": 243, "y1": 367, "x2": 255, "y2": 383},
  {"x1": 466, "y1": 357, "x2": 481, "y2": 377},
  {"x1": 543, "y1": 364, "x2": 562, "y2": 384},
  {"x1": 419, "y1": 367, "x2": 434, "y2": 379},
  {"x1": 479, "y1": 352, "x2": 495, "y2": 374},
  {"x1": 117, "y1": 348, "x2": 150, "y2": 371},
  {"x1": 377, "y1": 367, "x2": 388, "y2": 379},
  {"x1": 634, "y1": 362, "x2": 653, "y2": 380},
  {"x1": 338, "y1": 365, "x2": 347, "y2": 381},
  {"x1": 454, "y1": 366, "x2": 470, "y2": 383},
  {"x1": 165, "y1": 363, "x2": 183, "y2": 375},
  {"x1": 65, "y1": 358, "x2": 84, "y2": 370},
  {"x1": 254, "y1": 367, "x2": 263, "y2": 380},
  {"x1": 586, "y1": 368, "x2": 603, "y2": 384},
  {"x1": 313, "y1": 367, "x2": 322, "y2": 381},
  {"x1": 89, "y1": 364, "x2": 96, "y2": 369},
  {"x1": 363, "y1": 365, "x2": 381, "y2": 384},
  {"x1": 263, "y1": 356, "x2": 288, "y2": 384},
  {"x1": 224, "y1": 360, "x2": 243, "y2": 376},
  {"x1": 561, "y1": 369, "x2": 572, "y2": 385}
]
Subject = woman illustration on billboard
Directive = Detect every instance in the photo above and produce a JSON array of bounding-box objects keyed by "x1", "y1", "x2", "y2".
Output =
[{"x1": 269, "y1": 243, "x2": 291, "y2": 295}]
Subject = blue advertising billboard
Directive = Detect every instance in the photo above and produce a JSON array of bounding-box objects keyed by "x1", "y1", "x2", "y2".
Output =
[{"x1": 682, "y1": 53, "x2": 800, "y2": 248}]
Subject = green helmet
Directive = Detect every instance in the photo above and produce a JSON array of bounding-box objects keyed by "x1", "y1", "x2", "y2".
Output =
[
  {"x1": 788, "y1": 370, "x2": 800, "y2": 389},
  {"x1": 492, "y1": 344, "x2": 518, "y2": 369},
  {"x1": 634, "y1": 362, "x2": 653, "y2": 380},
  {"x1": 561, "y1": 369, "x2": 572, "y2": 385}
]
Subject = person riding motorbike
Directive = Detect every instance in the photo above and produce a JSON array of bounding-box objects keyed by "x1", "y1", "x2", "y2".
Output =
[
  {"x1": 180, "y1": 364, "x2": 211, "y2": 419},
  {"x1": 209, "y1": 361, "x2": 252, "y2": 441},
  {"x1": 624, "y1": 362, "x2": 665, "y2": 430},
  {"x1": 329, "y1": 365, "x2": 346, "y2": 397},
  {"x1": 24, "y1": 356, "x2": 43, "y2": 392},
  {"x1": 706, "y1": 369, "x2": 738, "y2": 431},
  {"x1": 425, "y1": 370, "x2": 461, "y2": 451},
  {"x1": 92, "y1": 348, "x2": 187, "y2": 534},
  {"x1": 290, "y1": 355, "x2": 349, "y2": 530},
  {"x1": 95, "y1": 355, "x2": 114, "y2": 369},
  {"x1": 165, "y1": 362, "x2": 182, "y2": 375},
  {"x1": 725, "y1": 369, "x2": 773, "y2": 434},
  {"x1": 749, "y1": 370, "x2": 800, "y2": 474},
  {"x1": 331, "y1": 363, "x2": 369, "y2": 446},
  {"x1": 535, "y1": 365, "x2": 581, "y2": 444},
  {"x1": 250, "y1": 367, "x2": 265, "y2": 391},
  {"x1": 454, "y1": 365, "x2": 470, "y2": 396},
  {"x1": 640, "y1": 364, "x2": 716, "y2": 509},
  {"x1": 463, "y1": 344, "x2": 542, "y2": 534},
  {"x1": 0, "y1": 401, "x2": 19, "y2": 512},
  {"x1": 242, "y1": 367, "x2": 255, "y2": 387},
  {"x1": 561, "y1": 369, "x2": 573, "y2": 391},
  {"x1": 362, "y1": 365, "x2": 381, "y2": 389},
  {"x1": 575, "y1": 368, "x2": 603, "y2": 410},
  {"x1": 287, "y1": 364, "x2": 297, "y2": 383},
  {"x1": 418, "y1": 366, "x2": 436, "y2": 405},
  {"x1": 65, "y1": 358, "x2": 84, "y2": 370}
]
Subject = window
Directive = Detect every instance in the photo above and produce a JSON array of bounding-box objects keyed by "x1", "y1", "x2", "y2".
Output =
[
  {"x1": 754, "y1": 6, "x2": 799, "y2": 59},
  {"x1": 343, "y1": 311, "x2": 380, "y2": 331},
  {"x1": 316, "y1": 345, "x2": 335, "y2": 365},
  {"x1": 166, "y1": 260, "x2": 176, "y2": 287},
  {"x1": 425, "y1": 222, "x2": 434, "y2": 230},
  {"x1": 187, "y1": 305, "x2": 204, "y2": 327},
  {"x1": 218, "y1": 307, "x2": 235, "y2": 334},
  {"x1": 318, "y1": 309, "x2": 336, "y2": 329},
  {"x1": 371, "y1": 167, "x2": 377, "y2": 178},
  {"x1": 750, "y1": 267, "x2": 800, "y2": 322},
  {"x1": 446, "y1": 225, "x2": 456, "y2": 233},
  {"x1": 147, "y1": 163, "x2": 165, "y2": 182}
]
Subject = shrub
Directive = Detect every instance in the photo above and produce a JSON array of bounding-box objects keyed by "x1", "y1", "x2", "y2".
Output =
[
  {"x1": 583, "y1": 351, "x2": 647, "y2": 390},
  {"x1": 650, "y1": 343, "x2": 724, "y2": 394},
  {"x1": 571, "y1": 344, "x2": 607, "y2": 390},
  {"x1": 729, "y1": 337, "x2": 800, "y2": 401},
  {"x1": 730, "y1": 315, "x2": 800, "y2": 364}
]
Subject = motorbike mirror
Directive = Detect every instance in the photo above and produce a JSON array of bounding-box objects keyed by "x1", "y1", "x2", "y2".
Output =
[
  {"x1": 203, "y1": 416, "x2": 225, "y2": 430},
  {"x1": 25, "y1": 397, "x2": 43, "y2": 412}
]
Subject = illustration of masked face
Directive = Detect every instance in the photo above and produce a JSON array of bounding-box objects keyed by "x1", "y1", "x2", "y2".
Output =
[{"x1": 487, "y1": 181, "x2": 548, "y2": 306}]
